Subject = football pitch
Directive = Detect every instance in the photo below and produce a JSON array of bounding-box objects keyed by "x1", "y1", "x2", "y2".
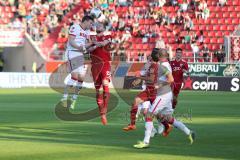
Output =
[{"x1": 0, "y1": 88, "x2": 239, "y2": 160}]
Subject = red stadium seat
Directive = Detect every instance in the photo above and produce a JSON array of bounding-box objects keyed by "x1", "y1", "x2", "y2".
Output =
[
  {"x1": 222, "y1": 12, "x2": 230, "y2": 18},
  {"x1": 236, "y1": 6, "x2": 240, "y2": 12},
  {"x1": 211, "y1": 19, "x2": 217, "y2": 25},
  {"x1": 206, "y1": 25, "x2": 213, "y2": 30},
  {"x1": 218, "y1": 18, "x2": 224, "y2": 24},
  {"x1": 215, "y1": 31, "x2": 223, "y2": 37},
  {"x1": 213, "y1": 25, "x2": 220, "y2": 31},
  {"x1": 232, "y1": 1, "x2": 239, "y2": 6},
  {"x1": 217, "y1": 38, "x2": 224, "y2": 44},
  {"x1": 221, "y1": 7, "x2": 227, "y2": 12},
  {"x1": 208, "y1": 31, "x2": 215, "y2": 37},
  {"x1": 216, "y1": 12, "x2": 222, "y2": 18},
  {"x1": 230, "y1": 12, "x2": 237, "y2": 18},
  {"x1": 220, "y1": 25, "x2": 227, "y2": 31},
  {"x1": 210, "y1": 38, "x2": 218, "y2": 44},
  {"x1": 205, "y1": 38, "x2": 210, "y2": 43},
  {"x1": 224, "y1": 18, "x2": 232, "y2": 24},
  {"x1": 228, "y1": 6, "x2": 234, "y2": 12},
  {"x1": 11, "y1": 6, "x2": 16, "y2": 12},
  {"x1": 227, "y1": 25, "x2": 235, "y2": 31}
]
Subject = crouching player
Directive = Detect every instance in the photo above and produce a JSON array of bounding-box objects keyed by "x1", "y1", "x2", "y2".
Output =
[
  {"x1": 90, "y1": 22, "x2": 112, "y2": 125},
  {"x1": 134, "y1": 49, "x2": 195, "y2": 149},
  {"x1": 123, "y1": 49, "x2": 159, "y2": 131}
]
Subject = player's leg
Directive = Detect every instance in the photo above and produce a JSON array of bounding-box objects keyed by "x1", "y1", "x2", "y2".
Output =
[
  {"x1": 123, "y1": 91, "x2": 147, "y2": 131},
  {"x1": 172, "y1": 83, "x2": 181, "y2": 109},
  {"x1": 136, "y1": 101, "x2": 150, "y2": 118},
  {"x1": 139, "y1": 101, "x2": 158, "y2": 138},
  {"x1": 160, "y1": 83, "x2": 181, "y2": 135},
  {"x1": 61, "y1": 52, "x2": 78, "y2": 107},
  {"x1": 152, "y1": 92, "x2": 174, "y2": 137},
  {"x1": 70, "y1": 55, "x2": 86, "y2": 109},
  {"x1": 161, "y1": 96, "x2": 195, "y2": 145},
  {"x1": 101, "y1": 63, "x2": 111, "y2": 120},
  {"x1": 163, "y1": 114, "x2": 195, "y2": 144},
  {"x1": 91, "y1": 64, "x2": 103, "y2": 111},
  {"x1": 134, "y1": 96, "x2": 162, "y2": 148},
  {"x1": 62, "y1": 72, "x2": 77, "y2": 99}
]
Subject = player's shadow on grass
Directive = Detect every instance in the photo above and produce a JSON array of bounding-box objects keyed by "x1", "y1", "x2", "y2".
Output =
[
  {"x1": 0, "y1": 123, "x2": 239, "y2": 160},
  {"x1": 55, "y1": 91, "x2": 119, "y2": 121}
]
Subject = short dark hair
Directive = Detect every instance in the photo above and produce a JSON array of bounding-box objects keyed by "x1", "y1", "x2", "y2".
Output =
[
  {"x1": 151, "y1": 48, "x2": 160, "y2": 62},
  {"x1": 176, "y1": 48, "x2": 183, "y2": 52},
  {"x1": 82, "y1": 15, "x2": 94, "y2": 22}
]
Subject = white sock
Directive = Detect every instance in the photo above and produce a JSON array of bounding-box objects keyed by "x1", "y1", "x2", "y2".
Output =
[
  {"x1": 143, "y1": 121, "x2": 153, "y2": 144},
  {"x1": 173, "y1": 119, "x2": 191, "y2": 135},
  {"x1": 157, "y1": 123, "x2": 165, "y2": 134},
  {"x1": 72, "y1": 81, "x2": 82, "y2": 100},
  {"x1": 63, "y1": 94, "x2": 68, "y2": 99}
]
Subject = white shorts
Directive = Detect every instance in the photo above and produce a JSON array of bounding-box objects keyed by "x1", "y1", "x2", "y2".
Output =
[
  {"x1": 138, "y1": 101, "x2": 151, "y2": 111},
  {"x1": 65, "y1": 50, "x2": 86, "y2": 75},
  {"x1": 148, "y1": 91, "x2": 173, "y2": 115}
]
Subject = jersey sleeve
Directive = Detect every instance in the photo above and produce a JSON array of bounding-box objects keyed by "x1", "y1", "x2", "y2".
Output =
[{"x1": 68, "y1": 25, "x2": 78, "y2": 37}]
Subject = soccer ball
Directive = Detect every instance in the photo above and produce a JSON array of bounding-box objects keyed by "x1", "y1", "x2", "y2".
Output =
[{"x1": 90, "y1": 7, "x2": 102, "y2": 18}]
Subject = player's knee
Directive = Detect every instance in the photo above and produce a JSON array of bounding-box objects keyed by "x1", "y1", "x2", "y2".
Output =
[
  {"x1": 71, "y1": 73, "x2": 78, "y2": 80},
  {"x1": 77, "y1": 75, "x2": 84, "y2": 82},
  {"x1": 162, "y1": 114, "x2": 174, "y2": 124},
  {"x1": 134, "y1": 97, "x2": 143, "y2": 106},
  {"x1": 145, "y1": 115, "x2": 153, "y2": 122},
  {"x1": 102, "y1": 79, "x2": 109, "y2": 86}
]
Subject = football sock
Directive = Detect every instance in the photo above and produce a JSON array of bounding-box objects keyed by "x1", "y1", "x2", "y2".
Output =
[
  {"x1": 63, "y1": 76, "x2": 77, "y2": 99},
  {"x1": 130, "y1": 105, "x2": 138, "y2": 125},
  {"x1": 72, "y1": 80, "x2": 82, "y2": 100},
  {"x1": 103, "y1": 85, "x2": 110, "y2": 115},
  {"x1": 172, "y1": 119, "x2": 191, "y2": 135},
  {"x1": 143, "y1": 119, "x2": 153, "y2": 144}
]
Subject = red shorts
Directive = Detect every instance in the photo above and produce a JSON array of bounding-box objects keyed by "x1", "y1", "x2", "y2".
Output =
[
  {"x1": 172, "y1": 82, "x2": 183, "y2": 96},
  {"x1": 91, "y1": 62, "x2": 111, "y2": 87},
  {"x1": 137, "y1": 90, "x2": 156, "y2": 104}
]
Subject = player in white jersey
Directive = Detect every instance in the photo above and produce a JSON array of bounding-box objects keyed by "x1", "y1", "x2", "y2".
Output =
[
  {"x1": 62, "y1": 15, "x2": 100, "y2": 109},
  {"x1": 134, "y1": 49, "x2": 195, "y2": 149}
]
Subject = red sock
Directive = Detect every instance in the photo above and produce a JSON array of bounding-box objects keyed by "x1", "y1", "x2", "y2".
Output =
[
  {"x1": 161, "y1": 120, "x2": 170, "y2": 131},
  {"x1": 96, "y1": 88, "x2": 103, "y2": 115},
  {"x1": 168, "y1": 117, "x2": 175, "y2": 124},
  {"x1": 172, "y1": 99, "x2": 177, "y2": 109},
  {"x1": 130, "y1": 105, "x2": 138, "y2": 125},
  {"x1": 102, "y1": 85, "x2": 110, "y2": 115},
  {"x1": 145, "y1": 117, "x2": 153, "y2": 122}
]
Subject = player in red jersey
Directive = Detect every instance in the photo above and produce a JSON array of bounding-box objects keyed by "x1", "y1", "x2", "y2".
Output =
[
  {"x1": 123, "y1": 48, "x2": 159, "y2": 131},
  {"x1": 90, "y1": 22, "x2": 112, "y2": 125},
  {"x1": 170, "y1": 48, "x2": 189, "y2": 109}
]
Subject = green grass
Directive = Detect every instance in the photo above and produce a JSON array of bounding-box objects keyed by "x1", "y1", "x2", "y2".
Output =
[{"x1": 0, "y1": 88, "x2": 240, "y2": 160}]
